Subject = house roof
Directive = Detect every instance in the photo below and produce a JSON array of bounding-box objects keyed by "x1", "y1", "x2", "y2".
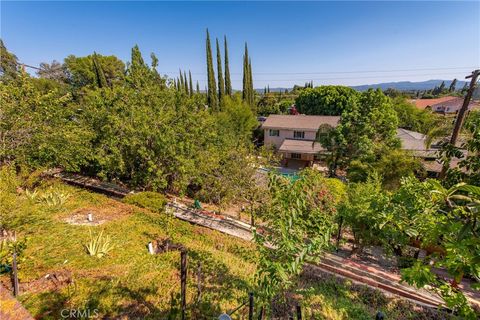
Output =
[
  {"x1": 396, "y1": 128, "x2": 442, "y2": 158},
  {"x1": 396, "y1": 128, "x2": 428, "y2": 151},
  {"x1": 262, "y1": 115, "x2": 340, "y2": 131},
  {"x1": 410, "y1": 96, "x2": 460, "y2": 110},
  {"x1": 278, "y1": 139, "x2": 324, "y2": 154},
  {"x1": 422, "y1": 159, "x2": 462, "y2": 173}
]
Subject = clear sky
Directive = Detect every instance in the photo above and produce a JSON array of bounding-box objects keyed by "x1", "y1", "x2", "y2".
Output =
[{"x1": 1, "y1": 1, "x2": 479, "y2": 89}]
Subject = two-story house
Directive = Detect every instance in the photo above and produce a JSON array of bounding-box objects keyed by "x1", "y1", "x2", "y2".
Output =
[{"x1": 262, "y1": 115, "x2": 340, "y2": 166}]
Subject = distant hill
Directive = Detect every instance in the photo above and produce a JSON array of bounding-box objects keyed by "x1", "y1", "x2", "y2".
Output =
[
  {"x1": 350, "y1": 79, "x2": 469, "y2": 92},
  {"x1": 255, "y1": 80, "x2": 470, "y2": 94}
]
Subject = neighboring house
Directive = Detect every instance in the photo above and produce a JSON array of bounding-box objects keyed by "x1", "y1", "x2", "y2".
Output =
[
  {"x1": 262, "y1": 115, "x2": 340, "y2": 166},
  {"x1": 396, "y1": 128, "x2": 437, "y2": 159},
  {"x1": 396, "y1": 128, "x2": 463, "y2": 177},
  {"x1": 410, "y1": 96, "x2": 472, "y2": 114}
]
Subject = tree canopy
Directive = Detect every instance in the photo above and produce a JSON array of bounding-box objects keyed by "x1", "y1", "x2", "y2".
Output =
[{"x1": 295, "y1": 85, "x2": 359, "y2": 115}]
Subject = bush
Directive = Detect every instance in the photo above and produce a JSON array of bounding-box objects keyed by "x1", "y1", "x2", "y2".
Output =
[
  {"x1": 123, "y1": 191, "x2": 167, "y2": 213},
  {"x1": 84, "y1": 229, "x2": 114, "y2": 258}
]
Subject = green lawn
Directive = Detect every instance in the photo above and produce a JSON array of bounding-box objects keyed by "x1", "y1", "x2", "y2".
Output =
[{"x1": 1, "y1": 178, "x2": 453, "y2": 319}]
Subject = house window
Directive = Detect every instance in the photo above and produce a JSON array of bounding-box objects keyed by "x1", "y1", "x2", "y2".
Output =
[
  {"x1": 291, "y1": 153, "x2": 302, "y2": 159},
  {"x1": 293, "y1": 131, "x2": 305, "y2": 139},
  {"x1": 269, "y1": 129, "x2": 279, "y2": 137}
]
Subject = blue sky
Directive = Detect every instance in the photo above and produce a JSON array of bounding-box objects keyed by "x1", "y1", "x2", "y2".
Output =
[{"x1": 1, "y1": 1, "x2": 479, "y2": 88}]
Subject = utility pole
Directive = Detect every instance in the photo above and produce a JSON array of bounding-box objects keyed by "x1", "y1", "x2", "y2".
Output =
[{"x1": 440, "y1": 69, "x2": 479, "y2": 178}]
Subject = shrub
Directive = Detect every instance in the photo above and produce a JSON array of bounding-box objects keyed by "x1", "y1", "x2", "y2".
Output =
[{"x1": 123, "y1": 191, "x2": 167, "y2": 213}]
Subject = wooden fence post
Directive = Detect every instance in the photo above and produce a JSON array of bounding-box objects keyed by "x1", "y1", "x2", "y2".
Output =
[
  {"x1": 248, "y1": 292, "x2": 254, "y2": 320},
  {"x1": 180, "y1": 250, "x2": 187, "y2": 320},
  {"x1": 257, "y1": 306, "x2": 264, "y2": 320},
  {"x1": 196, "y1": 262, "x2": 202, "y2": 304},
  {"x1": 336, "y1": 216, "x2": 343, "y2": 252},
  {"x1": 296, "y1": 305, "x2": 302, "y2": 320},
  {"x1": 12, "y1": 251, "x2": 19, "y2": 297}
]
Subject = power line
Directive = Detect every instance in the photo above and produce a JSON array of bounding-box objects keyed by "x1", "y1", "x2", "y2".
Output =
[
  {"x1": 162, "y1": 66, "x2": 477, "y2": 76},
  {"x1": 18, "y1": 63, "x2": 41, "y2": 71}
]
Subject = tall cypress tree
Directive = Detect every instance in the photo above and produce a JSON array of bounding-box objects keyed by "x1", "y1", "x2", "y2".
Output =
[
  {"x1": 242, "y1": 43, "x2": 249, "y2": 103},
  {"x1": 449, "y1": 78, "x2": 457, "y2": 92},
  {"x1": 439, "y1": 81, "x2": 446, "y2": 93},
  {"x1": 189, "y1": 70, "x2": 194, "y2": 96},
  {"x1": 179, "y1": 69, "x2": 185, "y2": 92},
  {"x1": 92, "y1": 52, "x2": 107, "y2": 88},
  {"x1": 248, "y1": 58, "x2": 254, "y2": 107},
  {"x1": 216, "y1": 38, "x2": 225, "y2": 105},
  {"x1": 196, "y1": 81, "x2": 200, "y2": 93},
  {"x1": 184, "y1": 70, "x2": 189, "y2": 94},
  {"x1": 206, "y1": 29, "x2": 218, "y2": 110},
  {"x1": 224, "y1": 35, "x2": 232, "y2": 96}
]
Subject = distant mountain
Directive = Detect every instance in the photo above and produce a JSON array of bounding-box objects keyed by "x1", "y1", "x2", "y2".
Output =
[
  {"x1": 254, "y1": 79, "x2": 470, "y2": 94},
  {"x1": 254, "y1": 87, "x2": 291, "y2": 93},
  {"x1": 350, "y1": 79, "x2": 469, "y2": 92}
]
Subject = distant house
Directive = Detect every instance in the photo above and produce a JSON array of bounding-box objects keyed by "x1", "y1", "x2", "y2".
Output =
[
  {"x1": 262, "y1": 115, "x2": 340, "y2": 166},
  {"x1": 410, "y1": 96, "x2": 472, "y2": 114}
]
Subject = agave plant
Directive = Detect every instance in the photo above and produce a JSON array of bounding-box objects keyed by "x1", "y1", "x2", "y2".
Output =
[
  {"x1": 38, "y1": 188, "x2": 71, "y2": 207},
  {"x1": 84, "y1": 229, "x2": 114, "y2": 258},
  {"x1": 25, "y1": 189, "x2": 39, "y2": 201}
]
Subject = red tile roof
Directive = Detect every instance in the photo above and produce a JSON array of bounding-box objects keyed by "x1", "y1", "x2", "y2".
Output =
[{"x1": 410, "y1": 96, "x2": 460, "y2": 110}]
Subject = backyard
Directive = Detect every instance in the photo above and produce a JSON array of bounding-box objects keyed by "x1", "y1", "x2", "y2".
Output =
[{"x1": 0, "y1": 174, "x2": 456, "y2": 319}]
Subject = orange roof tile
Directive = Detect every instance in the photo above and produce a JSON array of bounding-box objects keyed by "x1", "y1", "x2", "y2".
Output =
[{"x1": 410, "y1": 96, "x2": 461, "y2": 110}]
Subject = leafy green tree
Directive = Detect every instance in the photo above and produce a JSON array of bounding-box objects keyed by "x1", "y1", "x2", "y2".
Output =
[
  {"x1": 216, "y1": 95, "x2": 258, "y2": 143},
  {"x1": 65, "y1": 53, "x2": 125, "y2": 89},
  {"x1": 396, "y1": 180, "x2": 480, "y2": 318},
  {"x1": 347, "y1": 150, "x2": 423, "y2": 189},
  {"x1": 126, "y1": 45, "x2": 157, "y2": 89},
  {"x1": 337, "y1": 89, "x2": 399, "y2": 163},
  {"x1": 339, "y1": 175, "x2": 389, "y2": 250},
  {"x1": 0, "y1": 40, "x2": 19, "y2": 80},
  {"x1": 216, "y1": 38, "x2": 225, "y2": 106},
  {"x1": 0, "y1": 73, "x2": 93, "y2": 170},
  {"x1": 391, "y1": 96, "x2": 439, "y2": 133},
  {"x1": 295, "y1": 86, "x2": 359, "y2": 115},
  {"x1": 150, "y1": 52, "x2": 165, "y2": 88},
  {"x1": 255, "y1": 169, "x2": 338, "y2": 315},
  {"x1": 224, "y1": 35, "x2": 232, "y2": 97},
  {"x1": 442, "y1": 112, "x2": 480, "y2": 186},
  {"x1": 205, "y1": 29, "x2": 218, "y2": 110}
]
